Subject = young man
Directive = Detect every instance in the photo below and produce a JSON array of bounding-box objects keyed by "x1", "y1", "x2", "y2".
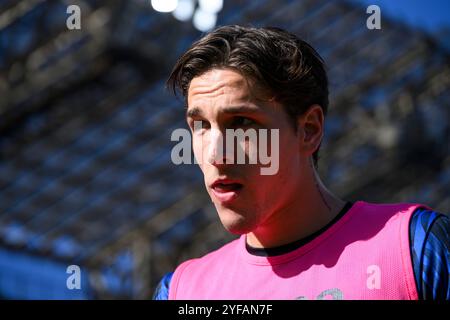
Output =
[{"x1": 154, "y1": 25, "x2": 449, "y2": 300}]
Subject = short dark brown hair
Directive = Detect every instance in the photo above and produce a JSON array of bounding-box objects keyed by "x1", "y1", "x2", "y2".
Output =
[{"x1": 167, "y1": 25, "x2": 329, "y2": 168}]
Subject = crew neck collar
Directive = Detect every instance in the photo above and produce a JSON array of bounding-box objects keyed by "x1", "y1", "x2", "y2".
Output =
[{"x1": 240, "y1": 200, "x2": 364, "y2": 265}]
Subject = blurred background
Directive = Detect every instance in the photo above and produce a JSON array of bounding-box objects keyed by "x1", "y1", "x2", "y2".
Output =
[{"x1": 0, "y1": 0, "x2": 448, "y2": 299}]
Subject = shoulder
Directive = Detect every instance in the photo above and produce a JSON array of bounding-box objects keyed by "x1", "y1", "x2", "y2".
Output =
[
  {"x1": 152, "y1": 272, "x2": 173, "y2": 300},
  {"x1": 410, "y1": 207, "x2": 448, "y2": 235},
  {"x1": 410, "y1": 206, "x2": 448, "y2": 258},
  {"x1": 350, "y1": 201, "x2": 432, "y2": 229},
  {"x1": 174, "y1": 237, "x2": 241, "y2": 276},
  {"x1": 409, "y1": 207, "x2": 449, "y2": 300},
  {"x1": 153, "y1": 237, "x2": 241, "y2": 300},
  {"x1": 355, "y1": 201, "x2": 431, "y2": 216}
]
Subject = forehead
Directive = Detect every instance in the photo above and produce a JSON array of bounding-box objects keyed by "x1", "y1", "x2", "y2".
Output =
[{"x1": 187, "y1": 69, "x2": 253, "y2": 105}]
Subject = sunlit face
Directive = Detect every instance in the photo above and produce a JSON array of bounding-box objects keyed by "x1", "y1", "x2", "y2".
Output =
[{"x1": 187, "y1": 68, "x2": 306, "y2": 235}]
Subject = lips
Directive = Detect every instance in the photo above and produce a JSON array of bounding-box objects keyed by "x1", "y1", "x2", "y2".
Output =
[
  {"x1": 211, "y1": 181, "x2": 243, "y2": 192},
  {"x1": 210, "y1": 179, "x2": 243, "y2": 203}
]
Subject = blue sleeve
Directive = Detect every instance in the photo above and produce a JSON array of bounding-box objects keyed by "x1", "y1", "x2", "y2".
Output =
[
  {"x1": 152, "y1": 272, "x2": 173, "y2": 300},
  {"x1": 410, "y1": 208, "x2": 449, "y2": 300}
]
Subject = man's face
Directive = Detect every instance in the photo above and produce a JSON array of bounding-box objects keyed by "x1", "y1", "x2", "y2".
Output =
[{"x1": 187, "y1": 68, "x2": 305, "y2": 235}]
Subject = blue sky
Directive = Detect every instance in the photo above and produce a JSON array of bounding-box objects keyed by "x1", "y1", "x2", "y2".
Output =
[{"x1": 354, "y1": 0, "x2": 450, "y2": 33}]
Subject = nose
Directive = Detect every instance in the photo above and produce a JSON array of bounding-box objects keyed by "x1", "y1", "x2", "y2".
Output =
[{"x1": 206, "y1": 127, "x2": 233, "y2": 166}]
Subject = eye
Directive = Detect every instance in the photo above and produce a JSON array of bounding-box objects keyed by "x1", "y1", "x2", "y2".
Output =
[
  {"x1": 231, "y1": 116, "x2": 254, "y2": 127},
  {"x1": 190, "y1": 119, "x2": 210, "y2": 131}
]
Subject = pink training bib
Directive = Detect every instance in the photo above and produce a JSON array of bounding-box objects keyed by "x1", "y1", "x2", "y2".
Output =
[{"x1": 169, "y1": 201, "x2": 431, "y2": 300}]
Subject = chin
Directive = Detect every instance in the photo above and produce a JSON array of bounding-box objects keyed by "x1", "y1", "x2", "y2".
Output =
[{"x1": 217, "y1": 207, "x2": 257, "y2": 235}]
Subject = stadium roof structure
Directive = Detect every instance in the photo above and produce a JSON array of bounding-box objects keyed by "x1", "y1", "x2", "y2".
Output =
[{"x1": 0, "y1": 0, "x2": 448, "y2": 299}]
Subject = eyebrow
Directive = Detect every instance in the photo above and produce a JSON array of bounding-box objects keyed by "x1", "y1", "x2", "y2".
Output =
[
  {"x1": 186, "y1": 107, "x2": 203, "y2": 119},
  {"x1": 186, "y1": 105, "x2": 260, "y2": 119}
]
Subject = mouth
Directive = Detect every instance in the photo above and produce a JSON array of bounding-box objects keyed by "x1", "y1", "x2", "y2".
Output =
[{"x1": 210, "y1": 179, "x2": 243, "y2": 203}]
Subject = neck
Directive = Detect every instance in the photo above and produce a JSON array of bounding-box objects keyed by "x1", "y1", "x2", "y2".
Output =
[{"x1": 246, "y1": 162, "x2": 346, "y2": 249}]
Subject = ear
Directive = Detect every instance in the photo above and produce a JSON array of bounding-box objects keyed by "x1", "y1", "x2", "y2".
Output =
[{"x1": 297, "y1": 104, "x2": 324, "y2": 156}]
